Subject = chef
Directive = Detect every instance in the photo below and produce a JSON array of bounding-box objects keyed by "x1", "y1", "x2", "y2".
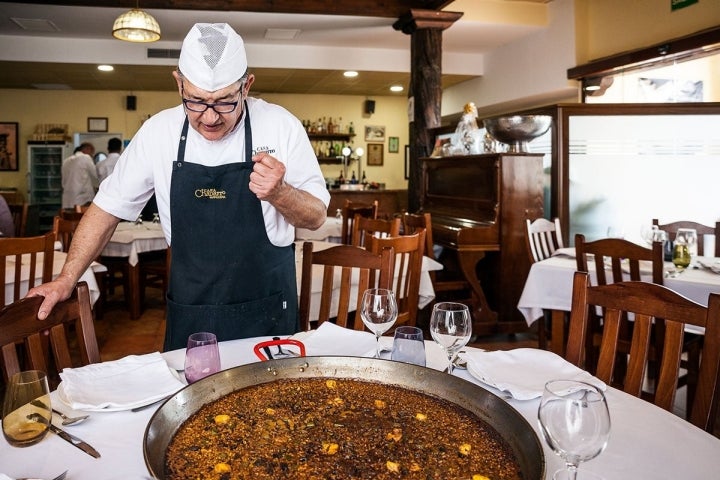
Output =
[{"x1": 28, "y1": 23, "x2": 329, "y2": 350}]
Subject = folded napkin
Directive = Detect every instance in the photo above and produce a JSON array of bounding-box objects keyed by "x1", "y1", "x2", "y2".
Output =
[
  {"x1": 465, "y1": 348, "x2": 606, "y2": 400},
  {"x1": 299, "y1": 322, "x2": 377, "y2": 357},
  {"x1": 551, "y1": 247, "x2": 577, "y2": 258},
  {"x1": 696, "y1": 257, "x2": 720, "y2": 274},
  {"x1": 57, "y1": 352, "x2": 185, "y2": 411}
]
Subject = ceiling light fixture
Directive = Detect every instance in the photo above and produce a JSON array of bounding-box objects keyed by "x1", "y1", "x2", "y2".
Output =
[
  {"x1": 343, "y1": 71, "x2": 358, "y2": 78},
  {"x1": 97, "y1": 65, "x2": 114, "y2": 72},
  {"x1": 112, "y1": 5, "x2": 161, "y2": 43},
  {"x1": 390, "y1": 85, "x2": 404, "y2": 92}
]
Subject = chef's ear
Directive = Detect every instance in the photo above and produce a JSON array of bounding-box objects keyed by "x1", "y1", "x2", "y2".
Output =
[{"x1": 172, "y1": 70, "x2": 184, "y2": 95}]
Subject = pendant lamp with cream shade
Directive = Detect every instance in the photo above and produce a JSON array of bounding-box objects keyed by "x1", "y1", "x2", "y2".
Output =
[{"x1": 112, "y1": 4, "x2": 161, "y2": 43}]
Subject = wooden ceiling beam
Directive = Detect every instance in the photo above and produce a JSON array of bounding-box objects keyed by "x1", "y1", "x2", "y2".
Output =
[{"x1": 16, "y1": 1, "x2": 456, "y2": 18}]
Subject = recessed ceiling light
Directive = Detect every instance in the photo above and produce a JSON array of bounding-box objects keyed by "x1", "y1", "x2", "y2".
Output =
[
  {"x1": 98, "y1": 65, "x2": 114, "y2": 72},
  {"x1": 390, "y1": 85, "x2": 404, "y2": 92},
  {"x1": 343, "y1": 71, "x2": 358, "y2": 78}
]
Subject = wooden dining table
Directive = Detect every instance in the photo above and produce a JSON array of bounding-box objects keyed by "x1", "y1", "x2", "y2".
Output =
[
  {"x1": 2, "y1": 328, "x2": 719, "y2": 479},
  {"x1": 101, "y1": 222, "x2": 168, "y2": 319}
]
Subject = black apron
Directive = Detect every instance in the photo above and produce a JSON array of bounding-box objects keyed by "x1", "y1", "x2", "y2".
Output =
[{"x1": 163, "y1": 106, "x2": 298, "y2": 351}]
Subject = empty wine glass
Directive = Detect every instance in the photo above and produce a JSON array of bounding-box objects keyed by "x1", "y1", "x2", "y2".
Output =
[
  {"x1": 152, "y1": 212, "x2": 160, "y2": 224},
  {"x1": 184, "y1": 332, "x2": 221, "y2": 384},
  {"x1": 676, "y1": 228, "x2": 698, "y2": 259},
  {"x1": 2, "y1": 370, "x2": 52, "y2": 447},
  {"x1": 429, "y1": 302, "x2": 472, "y2": 374},
  {"x1": 360, "y1": 288, "x2": 398, "y2": 358},
  {"x1": 538, "y1": 380, "x2": 611, "y2": 480}
]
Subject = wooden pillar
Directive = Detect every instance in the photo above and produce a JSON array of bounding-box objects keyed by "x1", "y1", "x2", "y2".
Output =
[{"x1": 394, "y1": 9, "x2": 462, "y2": 212}]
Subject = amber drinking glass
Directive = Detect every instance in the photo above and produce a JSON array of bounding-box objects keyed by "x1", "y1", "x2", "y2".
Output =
[{"x1": 2, "y1": 370, "x2": 52, "y2": 447}]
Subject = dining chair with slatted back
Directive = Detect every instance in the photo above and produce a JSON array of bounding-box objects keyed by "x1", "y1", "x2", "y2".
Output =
[
  {"x1": 351, "y1": 215, "x2": 400, "y2": 247},
  {"x1": 58, "y1": 208, "x2": 84, "y2": 221},
  {"x1": 652, "y1": 219, "x2": 720, "y2": 257},
  {"x1": 525, "y1": 217, "x2": 564, "y2": 263},
  {"x1": 0, "y1": 232, "x2": 55, "y2": 306},
  {"x1": 298, "y1": 241, "x2": 394, "y2": 332},
  {"x1": 8, "y1": 203, "x2": 29, "y2": 237},
  {"x1": 139, "y1": 247, "x2": 171, "y2": 306},
  {"x1": 340, "y1": 200, "x2": 378, "y2": 245},
  {"x1": 52, "y1": 215, "x2": 81, "y2": 253},
  {"x1": 366, "y1": 230, "x2": 426, "y2": 328},
  {"x1": 0, "y1": 281, "x2": 100, "y2": 386},
  {"x1": 566, "y1": 271, "x2": 720, "y2": 432}
]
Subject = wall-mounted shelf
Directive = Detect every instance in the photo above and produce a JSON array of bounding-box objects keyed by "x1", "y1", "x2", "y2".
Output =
[{"x1": 308, "y1": 132, "x2": 356, "y2": 163}]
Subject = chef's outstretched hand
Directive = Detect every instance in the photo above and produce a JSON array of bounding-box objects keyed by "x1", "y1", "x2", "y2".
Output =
[{"x1": 250, "y1": 152, "x2": 288, "y2": 201}]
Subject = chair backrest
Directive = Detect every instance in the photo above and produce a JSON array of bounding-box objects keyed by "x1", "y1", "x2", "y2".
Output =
[
  {"x1": 52, "y1": 215, "x2": 81, "y2": 252},
  {"x1": 298, "y1": 241, "x2": 394, "y2": 331},
  {"x1": 525, "y1": 217, "x2": 564, "y2": 263},
  {"x1": 575, "y1": 233, "x2": 664, "y2": 286},
  {"x1": 74, "y1": 204, "x2": 90, "y2": 214},
  {"x1": 351, "y1": 215, "x2": 400, "y2": 247},
  {"x1": 58, "y1": 208, "x2": 84, "y2": 221},
  {"x1": 8, "y1": 203, "x2": 29, "y2": 237},
  {"x1": 366, "y1": 231, "x2": 426, "y2": 328},
  {"x1": 0, "y1": 232, "x2": 55, "y2": 305},
  {"x1": 340, "y1": 200, "x2": 378, "y2": 244},
  {"x1": 566, "y1": 271, "x2": 720, "y2": 432},
  {"x1": 652, "y1": 219, "x2": 720, "y2": 257},
  {"x1": 0, "y1": 281, "x2": 100, "y2": 384},
  {"x1": 402, "y1": 212, "x2": 435, "y2": 259}
]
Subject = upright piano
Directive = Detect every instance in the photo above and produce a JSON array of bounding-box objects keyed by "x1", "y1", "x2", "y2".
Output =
[{"x1": 420, "y1": 153, "x2": 544, "y2": 334}]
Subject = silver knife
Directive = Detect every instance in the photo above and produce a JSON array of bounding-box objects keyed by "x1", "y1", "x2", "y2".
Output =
[{"x1": 47, "y1": 423, "x2": 101, "y2": 458}]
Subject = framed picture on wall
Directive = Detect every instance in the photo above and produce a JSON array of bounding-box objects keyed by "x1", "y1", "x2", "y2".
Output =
[
  {"x1": 0, "y1": 122, "x2": 19, "y2": 171},
  {"x1": 388, "y1": 136, "x2": 399, "y2": 153},
  {"x1": 367, "y1": 143, "x2": 384, "y2": 166},
  {"x1": 364, "y1": 125, "x2": 386, "y2": 142},
  {"x1": 87, "y1": 117, "x2": 108, "y2": 132}
]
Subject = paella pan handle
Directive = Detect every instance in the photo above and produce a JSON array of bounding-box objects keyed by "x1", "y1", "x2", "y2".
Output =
[{"x1": 253, "y1": 339, "x2": 306, "y2": 361}]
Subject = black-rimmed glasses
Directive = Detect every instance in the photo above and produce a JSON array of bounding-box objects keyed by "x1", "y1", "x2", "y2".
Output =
[{"x1": 181, "y1": 83, "x2": 243, "y2": 114}]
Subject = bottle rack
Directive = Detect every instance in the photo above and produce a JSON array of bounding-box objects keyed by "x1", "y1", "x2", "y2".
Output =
[{"x1": 308, "y1": 133, "x2": 356, "y2": 164}]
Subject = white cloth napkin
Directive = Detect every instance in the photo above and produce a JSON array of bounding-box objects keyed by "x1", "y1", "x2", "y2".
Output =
[
  {"x1": 299, "y1": 322, "x2": 377, "y2": 357},
  {"x1": 551, "y1": 247, "x2": 577, "y2": 258},
  {"x1": 465, "y1": 348, "x2": 606, "y2": 400},
  {"x1": 696, "y1": 257, "x2": 720, "y2": 274},
  {"x1": 57, "y1": 352, "x2": 185, "y2": 411}
]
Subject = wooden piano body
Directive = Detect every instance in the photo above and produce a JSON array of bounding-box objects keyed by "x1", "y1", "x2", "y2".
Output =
[{"x1": 420, "y1": 153, "x2": 544, "y2": 334}]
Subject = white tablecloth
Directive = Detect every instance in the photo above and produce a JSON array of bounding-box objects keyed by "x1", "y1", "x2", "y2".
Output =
[
  {"x1": 518, "y1": 250, "x2": 720, "y2": 334},
  {"x1": 101, "y1": 222, "x2": 167, "y2": 266},
  {"x1": 295, "y1": 216, "x2": 342, "y2": 243},
  {"x1": 295, "y1": 240, "x2": 443, "y2": 321},
  {"x1": 2, "y1": 331, "x2": 719, "y2": 479},
  {"x1": 4, "y1": 251, "x2": 105, "y2": 306}
]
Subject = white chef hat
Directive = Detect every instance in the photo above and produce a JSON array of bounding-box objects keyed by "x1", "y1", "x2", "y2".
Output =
[{"x1": 178, "y1": 23, "x2": 247, "y2": 92}]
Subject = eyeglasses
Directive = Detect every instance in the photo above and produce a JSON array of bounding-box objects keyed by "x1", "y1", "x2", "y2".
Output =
[{"x1": 181, "y1": 83, "x2": 243, "y2": 114}]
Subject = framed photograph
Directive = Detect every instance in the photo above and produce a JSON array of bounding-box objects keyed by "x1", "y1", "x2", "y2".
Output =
[
  {"x1": 87, "y1": 117, "x2": 108, "y2": 132},
  {"x1": 388, "y1": 136, "x2": 399, "y2": 153},
  {"x1": 364, "y1": 125, "x2": 386, "y2": 142},
  {"x1": 0, "y1": 122, "x2": 19, "y2": 171},
  {"x1": 367, "y1": 143, "x2": 384, "y2": 166}
]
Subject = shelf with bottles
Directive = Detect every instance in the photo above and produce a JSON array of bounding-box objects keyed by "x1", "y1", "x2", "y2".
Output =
[{"x1": 310, "y1": 137, "x2": 358, "y2": 164}]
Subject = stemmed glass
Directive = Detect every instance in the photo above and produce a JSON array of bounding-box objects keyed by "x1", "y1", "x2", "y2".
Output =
[
  {"x1": 538, "y1": 380, "x2": 611, "y2": 480},
  {"x1": 360, "y1": 288, "x2": 398, "y2": 358},
  {"x1": 429, "y1": 302, "x2": 472, "y2": 374}
]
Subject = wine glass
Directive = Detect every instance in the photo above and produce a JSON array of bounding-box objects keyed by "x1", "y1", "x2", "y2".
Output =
[
  {"x1": 2, "y1": 370, "x2": 52, "y2": 447},
  {"x1": 360, "y1": 288, "x2": 398, "y2": 358},
  {"x1": 184, "y1": 332, "x2": 221, "y2": 384},
  {"x1": 152, "y1": 212, "x2": 161, "y2": 224},
  {"x1": 429, "y1": 302, "x2": 472, "y2": 374},
  {"x1": 538, "y1": 380, "x2": 611, "y2": 480},
  {"x1": 672, "y1": 239, "x2": 691, "y2": 271},
  {"x1": 676, "y1": 228, "x2": 698, "y2": 259}
]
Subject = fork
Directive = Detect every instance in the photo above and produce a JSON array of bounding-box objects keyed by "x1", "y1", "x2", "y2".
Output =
[{"x1": 18, "y1": 470, "x2": 68, "y2": 480}]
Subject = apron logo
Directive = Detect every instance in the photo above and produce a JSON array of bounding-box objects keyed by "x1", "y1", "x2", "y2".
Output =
[
  {"x1": 195, "y1": 188, "x2": 227, "y2": 199},
  {"x1": 252, "y1": 146, "x2": 276, "y2": 156}
]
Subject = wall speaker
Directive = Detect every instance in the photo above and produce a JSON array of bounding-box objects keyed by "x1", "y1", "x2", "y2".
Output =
[
  {"x1": 364, "y1": 99, "x2": 375, "y2": 115},
  {"x1": 126, "y1": 95, "x2": 137, "y2": 111}
]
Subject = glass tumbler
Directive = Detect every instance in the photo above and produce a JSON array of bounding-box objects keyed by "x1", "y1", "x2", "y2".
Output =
[
  {"x1": 390, "y1": 326, "x2": 426, "y2": 366},
  {"x1": 2, "y1": 370, "x2": 52, "y2": 447},
  {"x1": 184, "y1": 332, "x2": 221, "y2": 384}
]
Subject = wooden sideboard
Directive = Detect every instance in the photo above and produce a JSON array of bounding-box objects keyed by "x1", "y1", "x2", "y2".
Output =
[{"x1": 327, "y1": 189, "x2": 408, "y2": 219}]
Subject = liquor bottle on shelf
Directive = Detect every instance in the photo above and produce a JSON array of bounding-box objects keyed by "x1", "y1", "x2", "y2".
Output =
[
  {"x1": 338, "y1": 170, "x2": 345, "y2": 185},
  {"x1": 361, "y1": 172, "x2": 368, "y2": 186},
  {"x1": 348, "y1": 121, "x2": 355, "y2": 135},
  {"x1": 350, "y1": 172, "x2": 358, "y2": 184},
  {"x1": 327, "y1": 117, "x2": 335, "y2": 134},
  {"x1": 329, "y1": 143, "x2": 336, "y2": 157},
  {"x1": 336, "y1": 117, "x2": 344, "y2": 134}
]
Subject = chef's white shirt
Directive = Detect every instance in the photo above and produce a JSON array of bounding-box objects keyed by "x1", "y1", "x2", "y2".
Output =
[{"x1": 94, "y1": 98, "x2": 330, "y2": 247}]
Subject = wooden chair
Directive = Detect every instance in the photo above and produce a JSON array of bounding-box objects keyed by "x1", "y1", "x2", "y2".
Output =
[
  {"x1": 0, "y1": 281, "x2": 100, "y2": 387},
  {"x1": 298, "y1": 241, "x2": 394, "y2": 332},
  {"x1": 351, "y1": 215, "x2": 400, "y2": 247},
  {"x1": 652, "y1": 219, "x2": 720, "y2": 257},
  {"x1": 340, "y1": 200, "x2": 378, "y2": 245},
  {"x1": 139, "y1": 247, "x2": 171, "y2": 306},
  {"x1": 366, "y1": 231, "x2": 426, "y2": 328},
  {"x1": 58, "y1": 208, "x2": 84, "y2": 221},
  {"x1": 52, "y1": 215, "x2": 80, "y2": 253},
  {"x1": 0, "y1": 232, "x2": 55, "y2": 306},
  {"x1": 566, "y1": 271, "x2": 720, "y2": 432},
  {"x1": 8, "y1": 203, "x2": 29, "y2": 237},
  {"x1": 525, "y1": 217, "x2": 566, "y2": 352},
  {"x1": 525, "y1": 217, "x2": 564, "y2": 263},
  {"x1": 401, "y1": 211, "x2": 471, "y2": 300}
]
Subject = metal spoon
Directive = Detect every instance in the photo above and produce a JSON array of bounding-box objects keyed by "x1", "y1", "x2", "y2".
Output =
[{"x1": 52, "y1": 408, "x2": 89, "y2": 426}]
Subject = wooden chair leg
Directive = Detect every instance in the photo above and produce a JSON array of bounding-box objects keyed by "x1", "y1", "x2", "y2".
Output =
[{"x1": 550, "y1": 310, "x2": 566, "y2": 357}]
